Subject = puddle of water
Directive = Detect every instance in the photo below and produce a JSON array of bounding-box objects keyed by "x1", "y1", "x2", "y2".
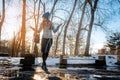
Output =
[
  {"x1": 0, "y1": 66, "x2": 95, "y2": 80},
  {"x1": 1, "y1": 67, "x2": 120, "y2": 80}
]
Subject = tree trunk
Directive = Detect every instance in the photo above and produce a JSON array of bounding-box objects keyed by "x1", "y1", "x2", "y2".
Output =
[
  {"x1": 49, "y1": 0, "x2": 59, "y2": 56},
  {"x1": 62, "y1": 0, "x2": 77, "y2": 55},
  {"x1": 21, "y1": 0, "x2": 26, "y2": 56},
  {"x1": 84, "y1": 11, "x2": 94, "y2": 56},
  {"x1": 84, "y1": 0, "x2": 99, "y2": 56},
  {"x1": 50, "y1": 0, "x2": 58, "y2": 21},
  {"x1": 0, "y1": 0, "x2": 5, "y2": 50},
  {"x1": 74, "y1": 0, "x2": 87, "y2": 55},
  {"x1": 54, "y1": 24, "x2": 65, "y2": 55},
  {"x1": 33, "y1": 0, "x2": 41, "y2": 57}
]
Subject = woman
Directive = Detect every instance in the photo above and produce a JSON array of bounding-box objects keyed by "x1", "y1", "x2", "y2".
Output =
[{"x1": 38, "y1": 12, "x2": 62, "y2": 71}]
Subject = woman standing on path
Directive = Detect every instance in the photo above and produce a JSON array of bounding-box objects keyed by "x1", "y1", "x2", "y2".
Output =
[{"x1": 38, "y1": 12, "x2": 62, "y2": 71}]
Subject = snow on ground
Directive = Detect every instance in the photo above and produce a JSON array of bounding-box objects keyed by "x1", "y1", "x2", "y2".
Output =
[
  {"x1": 106, "y1": 55, "x2": 117, "y2": 66},
  {"x1": 0, "y1": 55, "x2": 118, "y2": 66},
  {"x1": 35, "y1": 57, "x2": 59, "y2": 65}
]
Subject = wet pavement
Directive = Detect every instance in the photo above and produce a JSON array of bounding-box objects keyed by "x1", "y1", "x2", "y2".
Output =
[
  {"x1": 0, "y1": 65, "x2": 120, "y2": 80},
  {"x1": 0, "y1": 57, "x2": 120, "y2": 80}
]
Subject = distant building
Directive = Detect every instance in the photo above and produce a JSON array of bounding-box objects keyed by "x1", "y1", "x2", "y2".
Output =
[{"x1": 98, "y1": 49, "x2": 106, "y2": 54}]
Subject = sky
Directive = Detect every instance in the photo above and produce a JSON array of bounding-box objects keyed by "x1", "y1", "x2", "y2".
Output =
[
  {"x1": 91, "y1": 14, "x2": 120, "y2": 52},
  {"x1": 0, "y1": 0, "x2": 120, "y2": 53}
]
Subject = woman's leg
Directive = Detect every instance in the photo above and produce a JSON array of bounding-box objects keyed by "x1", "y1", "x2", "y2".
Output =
[
  {"x1": 41, "y1": 38, "x2": 47, "y2": 67},
  {"x1": 41, "y1": 38, "x2": 52, "y2": 70},
  {"x1": 44, "y1": 39, "x2": 52, "y2": 61}
]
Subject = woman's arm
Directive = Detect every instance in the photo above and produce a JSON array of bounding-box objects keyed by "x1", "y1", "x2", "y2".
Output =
[{"x1": 52, "y1": 24, "x2": 62, "y2": 33}]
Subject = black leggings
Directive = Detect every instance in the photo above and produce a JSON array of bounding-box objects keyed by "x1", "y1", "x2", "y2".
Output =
[{"x1": 41, "y1": 38, "x2": 53, "y2": 64}]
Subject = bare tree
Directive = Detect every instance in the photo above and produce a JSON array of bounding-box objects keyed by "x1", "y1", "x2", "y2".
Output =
[
  {"x1": 0, "y1": 0, "x2": 5, "y2": 50},
  {"x1": 21, "y1": 0, "x2": 26, "y2": 56},
  {"x1": 62, "y1": 0, "x2": 77, "y2": 55},
  {"x1": 33, "y1": 0, "x2": 41, "y2": 57},
  {"x1": 74, "y1": 0, "x2": 88, "y2": 55},
  {"x1": 54, "y1": 22, "x2": 66, "y2": 55},
  {"x1": 84, "y1": 0, "x2": 99, "y2": 56},
  {"x1": 50, "y1": 0, "x2": 58, "y2": 20}
]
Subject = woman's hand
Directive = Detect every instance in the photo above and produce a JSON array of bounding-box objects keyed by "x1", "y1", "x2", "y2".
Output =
[{"x1": 58, "y1": 24, "x2": 62, "y2": 27}]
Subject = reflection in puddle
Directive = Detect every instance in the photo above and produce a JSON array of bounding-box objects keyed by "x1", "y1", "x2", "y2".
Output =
[
  {"x1": 33, "y1": 67, "x2": 48, "y2": 80},
  {"x1": 0, "y1": 67, "x2": 85, "y2": 80},
  {"x1": 0, "y1": 66, "x2": 120, "y2": 80},
  {"x1": 0, "y1": 67, "x2": 34, "y2": 80}
]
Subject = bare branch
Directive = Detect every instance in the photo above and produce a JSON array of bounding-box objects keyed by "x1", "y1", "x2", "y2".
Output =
[{"x1": 53, "y1": 16, "x2": 65, "y2": 21}]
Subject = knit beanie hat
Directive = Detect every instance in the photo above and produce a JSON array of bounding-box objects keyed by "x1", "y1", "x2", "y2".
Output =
[{"x1": 42, "y1": 12, "x2": 50, "y2": 19}]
